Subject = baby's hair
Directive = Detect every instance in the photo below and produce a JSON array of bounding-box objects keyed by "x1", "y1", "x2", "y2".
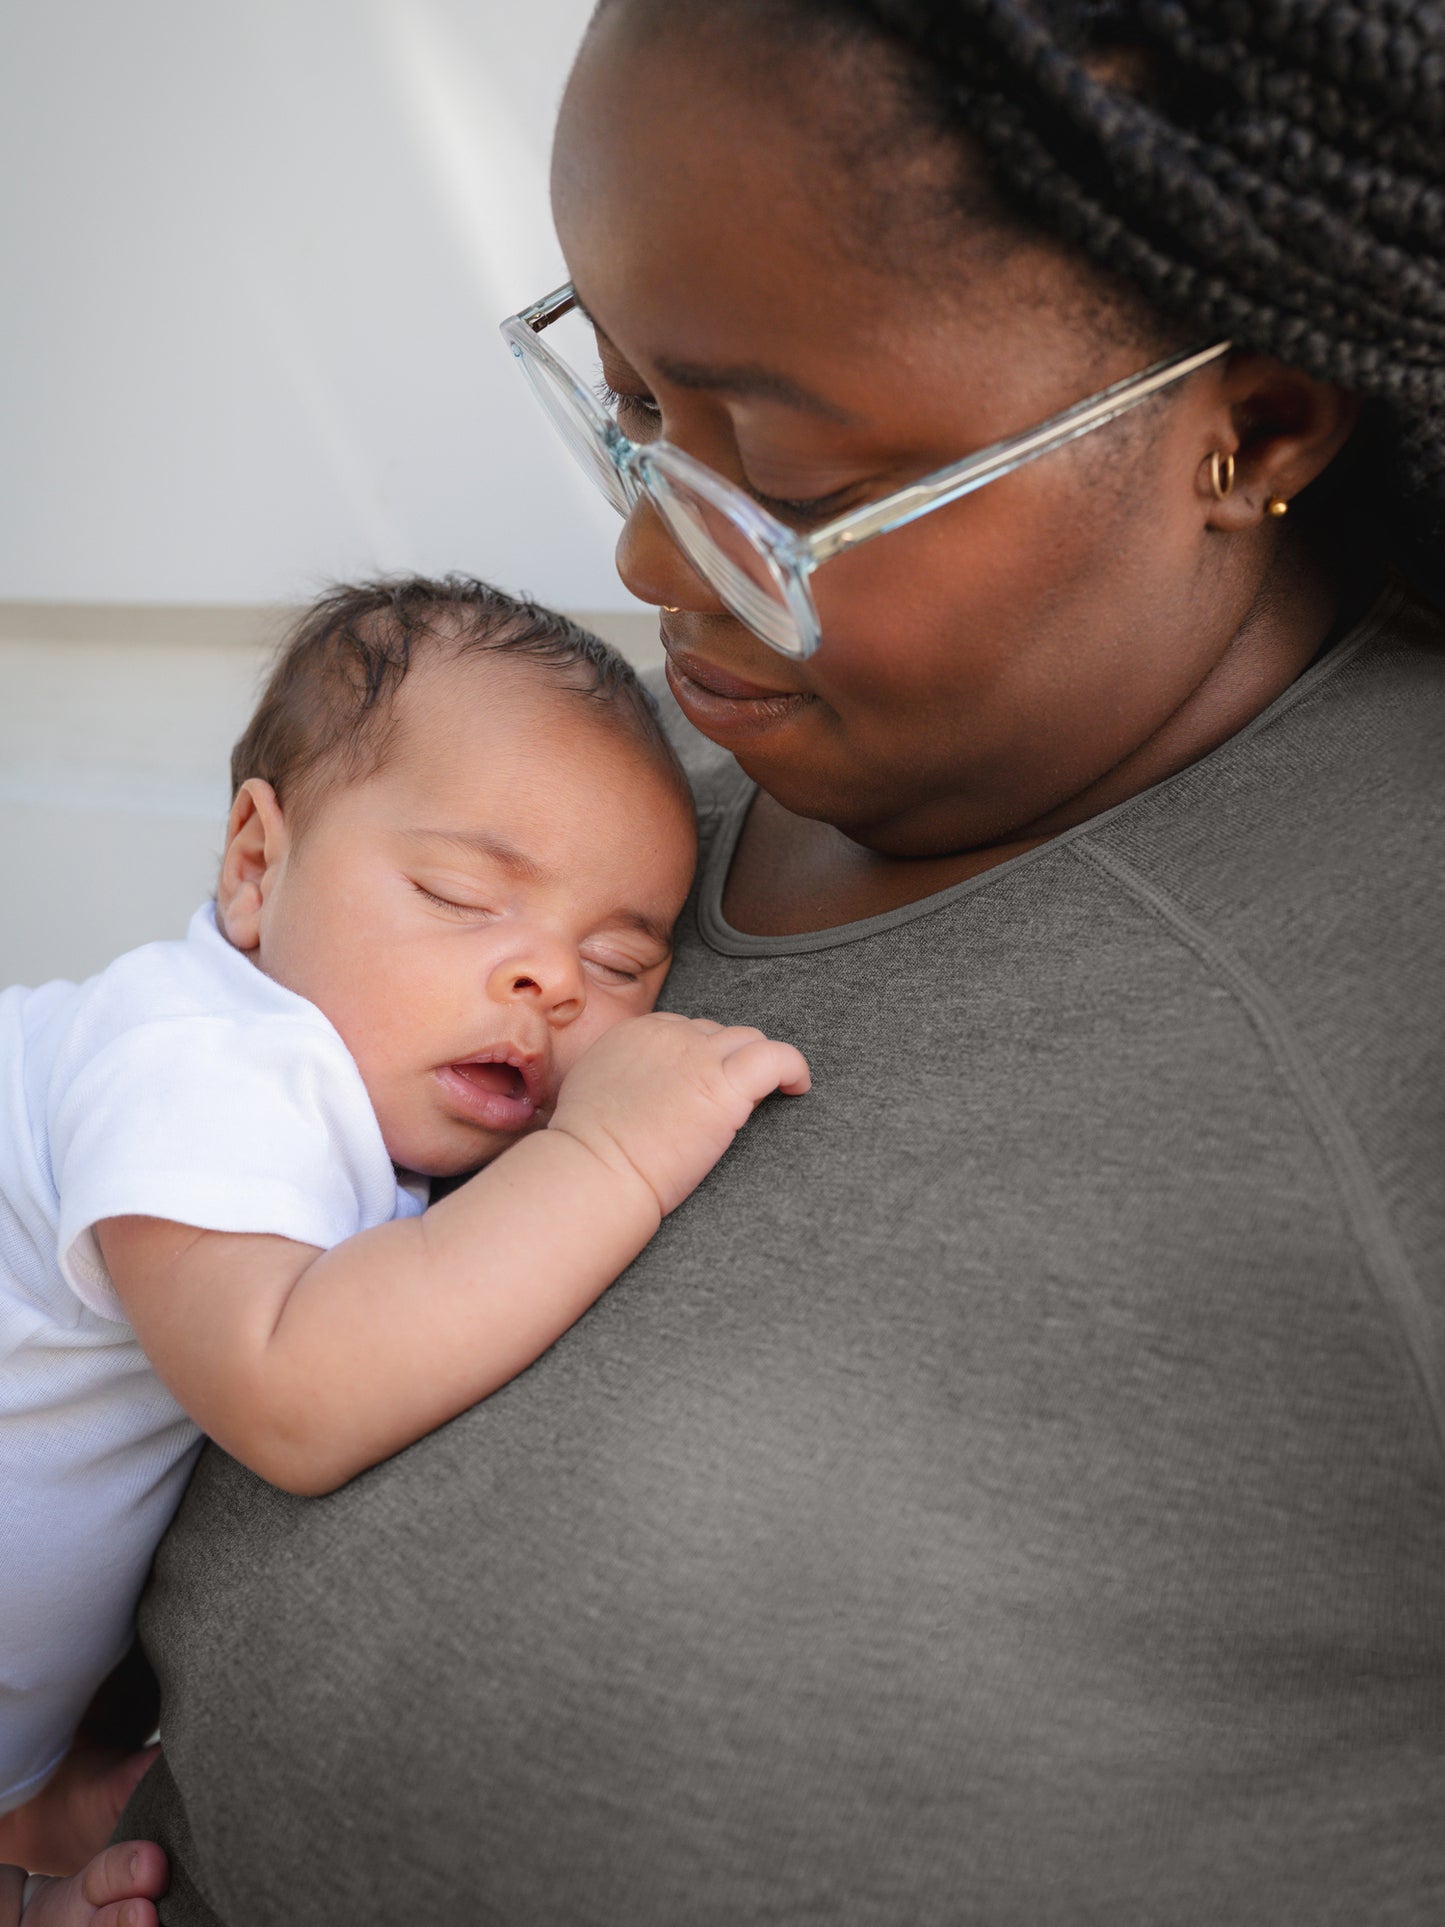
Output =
[{"x1": 231, "y1": 574, "x2": 688, "y2": 824}]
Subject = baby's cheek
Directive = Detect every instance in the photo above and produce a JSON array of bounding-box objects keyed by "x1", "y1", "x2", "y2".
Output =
[{"x1": 556, "y1": 1004, "x2": 632, "y2": 1086}]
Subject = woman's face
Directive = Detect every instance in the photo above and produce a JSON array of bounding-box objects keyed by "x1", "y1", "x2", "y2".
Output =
[{"x1": 551, "y1": 3, "x2": 1269, "y2": 860}]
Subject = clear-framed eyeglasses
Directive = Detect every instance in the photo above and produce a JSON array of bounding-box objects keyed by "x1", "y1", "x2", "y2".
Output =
[{"x1": 501, "y1": 283, "x2": 1231, "y2": 661}]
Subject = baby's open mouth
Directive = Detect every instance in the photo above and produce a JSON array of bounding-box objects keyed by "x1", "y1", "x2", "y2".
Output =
[
  {"x1": 436, "y1": 1051, "x2": 543, "y2": 1133},
  {"x1": 449, "y1": 1060, "x2": 527, "y2": 1102}
]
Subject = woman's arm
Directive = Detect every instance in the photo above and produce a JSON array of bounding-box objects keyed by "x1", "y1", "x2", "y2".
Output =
[{"x1": 98, "y1": 1015, "x2": 808, "y2": 1496}]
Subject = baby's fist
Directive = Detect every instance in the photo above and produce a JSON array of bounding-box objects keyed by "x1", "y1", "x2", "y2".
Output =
[{"x1": 550, "y1": 1014, "x2": 810, "y2": 1215}]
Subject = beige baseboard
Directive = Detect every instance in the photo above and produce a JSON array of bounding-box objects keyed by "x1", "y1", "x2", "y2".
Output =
[{"x1": 0, "y1": 601, "x2": 663, "y2": 666}]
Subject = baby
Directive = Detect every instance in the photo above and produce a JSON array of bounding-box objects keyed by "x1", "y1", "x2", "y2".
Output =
[{"x1": 0, "y1": 575, "x2": 809, "y2": 1924}]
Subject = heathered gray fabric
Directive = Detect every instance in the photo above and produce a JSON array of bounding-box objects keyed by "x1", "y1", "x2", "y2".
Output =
[{"x1": 123, "y1": 579, "x2": 1445, "y2": 1925}]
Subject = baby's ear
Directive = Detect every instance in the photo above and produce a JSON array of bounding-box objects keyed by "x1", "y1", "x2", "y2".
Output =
[{"x1": 216, "y1": 779, "x2": 289, "y2": 952}]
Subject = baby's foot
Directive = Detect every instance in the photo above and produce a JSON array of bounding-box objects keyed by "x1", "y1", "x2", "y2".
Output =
[
  {"x1": 0, "y1": 1746, "x2": 160, "y2": 1878},
  {"x1": 17, "y1": 1840, "x2": 167, "y2": 1927}
]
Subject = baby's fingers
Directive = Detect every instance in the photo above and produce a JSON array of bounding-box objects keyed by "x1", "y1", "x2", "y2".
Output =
[
  {"x1": 23, "y1": 1842, "x2": 167, "y2": 1926},
  {"x1": 81, "y1": 1842, "x2": 167, "y2": 1917},
  {"x1": 720, "y1": 1037, "x2": 812, "y2": 1102}
]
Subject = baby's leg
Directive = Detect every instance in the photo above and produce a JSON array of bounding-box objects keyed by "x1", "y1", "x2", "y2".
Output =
[
  {"x1": 0, "y1": 1840, "x2": 167, "y2": 1927},
  {"x1": 0, "y1": 1745, "x2": 160, "y2": 1879}
]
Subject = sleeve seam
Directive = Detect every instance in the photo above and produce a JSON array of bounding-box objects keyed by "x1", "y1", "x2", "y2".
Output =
[{"x1": 1071, "y1": 834, "x2": 1445, "y2": 1483}]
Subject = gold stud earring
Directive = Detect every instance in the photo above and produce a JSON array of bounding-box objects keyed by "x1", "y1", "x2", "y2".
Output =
[
  {"x1": 1209, "y1": 450, "x2": 1236, "y2": 500},
  {"x1": 1266, "y1": 495, "x2": 1289, "y2": 517}
]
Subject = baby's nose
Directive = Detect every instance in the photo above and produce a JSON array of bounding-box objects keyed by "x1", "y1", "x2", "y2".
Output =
[{"x1": 487, "y1": 948, "x2": 584, "y2": 1024}]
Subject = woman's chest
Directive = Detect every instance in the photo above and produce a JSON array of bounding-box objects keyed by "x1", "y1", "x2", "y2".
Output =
[{"x1": 718, "y1": 788, "x2": 1030, "y2": 936}]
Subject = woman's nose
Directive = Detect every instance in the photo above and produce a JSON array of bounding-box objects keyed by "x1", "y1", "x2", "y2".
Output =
[
  {"x1": 614, "y1": 493, "x2": 725, "y2": 616},
  {"x1": 486, "y1": 944, "x2": 585, "y2": 1026}
]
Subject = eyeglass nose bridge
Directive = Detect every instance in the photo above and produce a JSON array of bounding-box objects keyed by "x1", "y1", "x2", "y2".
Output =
[{"x1": 608, "y1": 432, "x2": 648, "y2": 513}]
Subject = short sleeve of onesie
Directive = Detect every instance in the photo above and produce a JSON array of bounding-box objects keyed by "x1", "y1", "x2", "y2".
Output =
[{"x1": 45, "y1": 906, "x2": 423, "y2": 1322}]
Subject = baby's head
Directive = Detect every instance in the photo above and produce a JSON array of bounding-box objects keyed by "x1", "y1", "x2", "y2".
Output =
[{"x1": 218, "y1": 575, "x2": 696, "y2": 1177}]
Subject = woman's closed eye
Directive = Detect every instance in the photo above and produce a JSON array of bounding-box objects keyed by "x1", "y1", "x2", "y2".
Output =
[
  {"x1": 597, "y1": 380, "x2": 862, "y2": 526},
  {"x1": 746, "y1": 479, "x2": 862, "y2": 525},
  {"x1": 597, "y1": 378, "x2": 661, "y2": 436}
]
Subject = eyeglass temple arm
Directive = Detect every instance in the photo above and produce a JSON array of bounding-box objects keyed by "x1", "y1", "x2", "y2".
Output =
[
  {"x1": 513, "y1": 283, "x2": 580, "y2": 334},
  {"x1": 809, "y1": 339, "x2": 1233, "y2": 567}
]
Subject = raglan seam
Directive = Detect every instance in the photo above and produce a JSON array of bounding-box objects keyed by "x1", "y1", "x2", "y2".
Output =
[{"x1": 1072, "y1": 835, "x2": 1445, "y2": 1481}]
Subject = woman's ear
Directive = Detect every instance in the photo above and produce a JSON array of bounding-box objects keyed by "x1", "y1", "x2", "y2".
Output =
[
  {"x1": 1198, "y1": 353, "x2": 1362, "y2": 531},
  {"x1": 216, "y1": 779, "x2": 290, "y2": 953}
]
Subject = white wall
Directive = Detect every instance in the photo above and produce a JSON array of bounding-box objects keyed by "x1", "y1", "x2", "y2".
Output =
[{"x1": 0, "y1": 0, "x2": 633, "y2": 612}]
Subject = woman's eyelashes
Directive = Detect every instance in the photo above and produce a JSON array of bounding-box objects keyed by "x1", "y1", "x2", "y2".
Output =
[
  {"x1": 748, "y1": 480, "x2": 859, "y2": 523},
  {"x1": 597, "y1": 378, "x2": 660, "y2": 435}
]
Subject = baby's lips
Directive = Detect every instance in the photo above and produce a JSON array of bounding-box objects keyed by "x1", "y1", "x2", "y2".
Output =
[
  {"x1": 448, "y1": 1040, "x2": 547, "y2": 1107},
  {"x1": 437, "y1": 1055, "x2": 544, "y2": 1134}
]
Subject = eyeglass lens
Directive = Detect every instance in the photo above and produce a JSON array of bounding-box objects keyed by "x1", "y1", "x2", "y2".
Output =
[
  {"x1": 511, "y1": 343, "x2": 635, "y2": 517},
  {"x1": 647, "y1": 476, "x2": 804, "y2": 656},
  {"x1": 517, "y1": 316, "x2": 809, "y2": 656}
]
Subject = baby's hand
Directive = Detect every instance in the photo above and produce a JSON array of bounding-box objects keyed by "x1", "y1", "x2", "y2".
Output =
[{"x1": 550, "y1": 1014, "x2": 811, "y2": 1215}]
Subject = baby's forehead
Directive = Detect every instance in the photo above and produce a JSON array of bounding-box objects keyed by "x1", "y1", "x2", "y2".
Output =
[
  {"x1": 377, "y1": 653, "x2": 693, "y2": 830},
  {"x1": 394, "y1": 644, "x2": 644, "y2": 742}
]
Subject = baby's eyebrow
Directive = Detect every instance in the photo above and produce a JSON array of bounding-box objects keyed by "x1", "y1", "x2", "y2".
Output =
[
  {"x1": 406, "y1": 827, "x2": 546, "y2": 881},
  {"x1": 608, "y1": 908, "x2": 675, "y2": 955}
]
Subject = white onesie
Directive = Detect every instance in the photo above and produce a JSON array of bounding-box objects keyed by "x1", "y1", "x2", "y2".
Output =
[{"x1": 0, "y1": 904, "x2": 425, "y2": 1813}]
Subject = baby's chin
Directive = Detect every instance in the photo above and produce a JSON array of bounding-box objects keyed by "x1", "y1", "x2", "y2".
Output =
[{"x1": 384, "y1": 1115, "x2": 545, "y2": 1183}]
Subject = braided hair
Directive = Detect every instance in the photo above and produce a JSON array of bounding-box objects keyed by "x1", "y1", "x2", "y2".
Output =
[{"x1": 676, "y1": 0, "x2": 1445, "y2": 581}]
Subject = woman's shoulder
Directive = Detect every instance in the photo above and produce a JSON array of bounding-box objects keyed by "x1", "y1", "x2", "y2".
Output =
[
  {"x1": 1078, "y1": 574, "x2": 1443, "y2": 1215},
  {"x1": 1095, "y1": 576, "x2": 1445, "y2": 883},
  {"x1": 1306, "y1": 572, "x2": 1445, "y2": 733}
]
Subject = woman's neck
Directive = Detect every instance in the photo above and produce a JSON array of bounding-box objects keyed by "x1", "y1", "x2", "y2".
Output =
[{"x1": 722, "y1": 533, "x2": 1368, "y2": 939}]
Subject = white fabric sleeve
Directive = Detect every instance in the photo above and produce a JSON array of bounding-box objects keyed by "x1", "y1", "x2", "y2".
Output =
[{"x1": 49, "y1": 1013, "x2": 410, "y2": 1322}]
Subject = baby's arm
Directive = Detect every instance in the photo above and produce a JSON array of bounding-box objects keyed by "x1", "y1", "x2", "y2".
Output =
[{"x1": 98, "y1": 1016, "x2": 808, "y2": 1496}]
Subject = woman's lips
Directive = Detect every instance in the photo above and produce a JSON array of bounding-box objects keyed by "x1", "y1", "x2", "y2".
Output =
[{"x1": 663, "y1": 645, "x2": 815, "y2": 739}]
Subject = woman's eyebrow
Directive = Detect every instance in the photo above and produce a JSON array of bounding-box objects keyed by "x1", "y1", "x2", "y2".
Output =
[{"x1": 572, "y1": 289, "x2": 861, "y2": 425}]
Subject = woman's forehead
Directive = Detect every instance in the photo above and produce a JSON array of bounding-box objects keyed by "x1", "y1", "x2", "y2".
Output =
[
  {"x1": 552, "y1": 9, "x2": 865, "y2": 341},
  {"x1": 551, "y1": 0, "x2": 1110, "y2": 406}
]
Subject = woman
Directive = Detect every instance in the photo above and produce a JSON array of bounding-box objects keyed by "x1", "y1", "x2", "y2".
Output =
[{"x1": 122, "y1": 3, "x2": 1444, "y2": 1921}]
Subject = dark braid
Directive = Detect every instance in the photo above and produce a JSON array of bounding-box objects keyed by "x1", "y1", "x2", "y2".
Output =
[{"x1": 741, "y1": 0, "x2": 1445, "y2": 578}]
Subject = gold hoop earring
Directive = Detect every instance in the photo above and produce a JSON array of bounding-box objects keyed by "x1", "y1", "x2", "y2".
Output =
[
  {"x1": 661, "y1": 605, "x2": 680, "y2": 613},
  {"x1": 1209, "y1": 450, "x2": 1235, "y2": 500},
  {"x1": 1266, "y1": 495, "x2": 1289, "y2": 518}
]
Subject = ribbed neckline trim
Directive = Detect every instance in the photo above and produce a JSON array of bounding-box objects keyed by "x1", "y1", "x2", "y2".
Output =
[{"x1": 693, "y1": 577, "x2": 1411, "y2": 960}]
